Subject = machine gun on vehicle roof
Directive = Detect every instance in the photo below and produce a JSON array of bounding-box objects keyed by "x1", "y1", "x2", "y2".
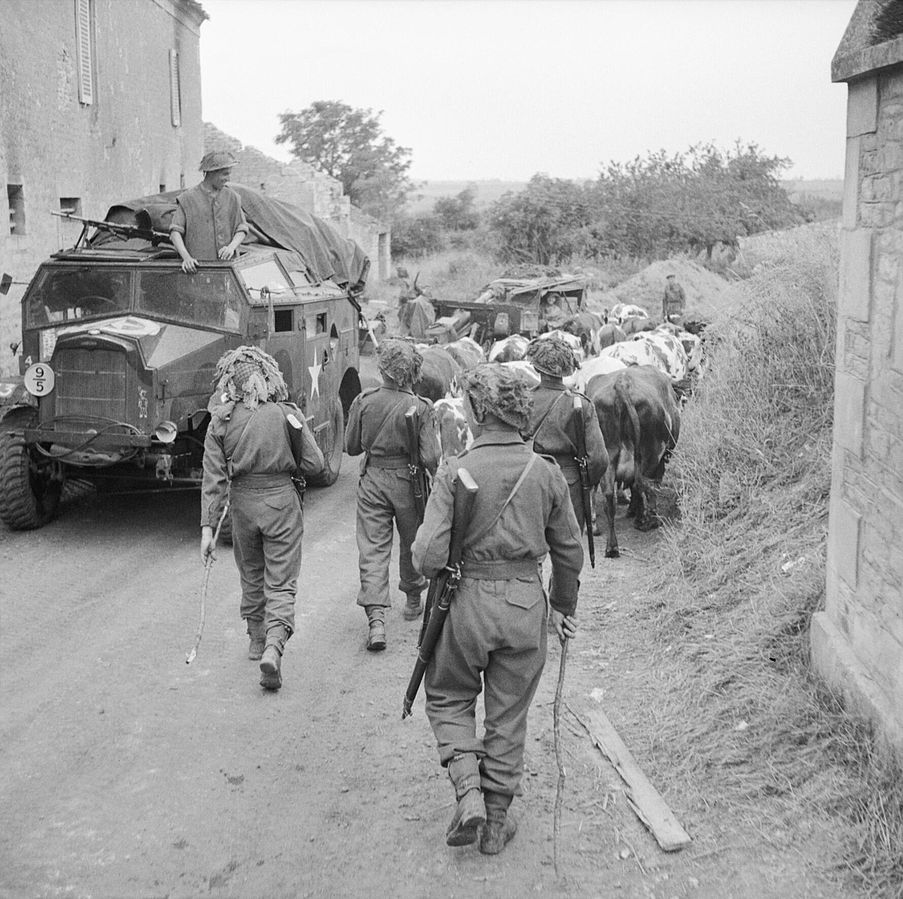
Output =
[{"x1": 52, "y1": 210, "x2": 171, "y2": 248}]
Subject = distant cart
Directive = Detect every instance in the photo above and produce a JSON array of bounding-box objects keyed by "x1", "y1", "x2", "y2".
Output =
[{"x1": 430, "y1": 274, "x2": 588, "y2": 350}]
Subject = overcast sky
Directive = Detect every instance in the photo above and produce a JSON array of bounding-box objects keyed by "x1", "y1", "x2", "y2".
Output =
[{"x1": 199, "y1": 0, "x2": 858, "y2": 183}]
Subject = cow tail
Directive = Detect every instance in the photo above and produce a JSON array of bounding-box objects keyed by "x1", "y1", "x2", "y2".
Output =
[{"x1": 614, "y1": 375, "x2": 641, "y2": 482}]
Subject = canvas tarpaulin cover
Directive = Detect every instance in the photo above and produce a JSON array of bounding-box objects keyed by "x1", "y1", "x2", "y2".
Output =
[{"x1": 97, "y1": 183, "x2": 370, "y2": 292}]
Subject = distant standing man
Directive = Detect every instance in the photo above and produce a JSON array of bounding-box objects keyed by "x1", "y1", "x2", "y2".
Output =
[
  {"x1": 345, "y1": 338, "x2": 441, "y2": 651},
  {"x1": 526, "y1": 335, "x2": 607, "y2": 534},
  {"x1": 170, "y1": 150, "x2": 249, "y2": 274},
  {"x1": 662, "y1": 273, "x2": 686, "y2": 324},
  {"x1": 406, "y1": 291, "x2": 436, "y2": 340},
  {"x1": 412, "y1": 365, "x2": 582, "y2": 854},
  {"x1": 200, "y1": 346, "x2": 324, "y2": 691}
]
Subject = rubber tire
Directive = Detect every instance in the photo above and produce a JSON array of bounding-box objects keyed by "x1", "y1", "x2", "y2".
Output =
[
  {"x1": 306, "y1": 399, "x2": 344, "y2": 487},
  {"x1": 0, "y1": 412, "x2": 63, "y2": 530}
]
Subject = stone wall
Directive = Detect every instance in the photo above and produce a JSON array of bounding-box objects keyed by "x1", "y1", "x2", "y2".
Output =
[
  {"x1": 203, "y1": 123, "x2": 390, "y2": 283},
  {"x1": 811, "y1": 65, "x2": 903, "y2": 754},
  {"x1": 0, "y1": 0, "x2": 205, "y2": 378}
]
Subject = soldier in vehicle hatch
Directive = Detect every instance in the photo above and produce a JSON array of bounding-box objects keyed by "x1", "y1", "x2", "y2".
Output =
[
  {"x1": 412, "y1": 365, "x2": 582, "y2": 855},
  {"x1": 525, "y1": 335, "x2": 607, "y2": 534},
  {"x1": 345, "y1": 338, "x2": 441, "y2": 651},
  {"x1": 170, "y1": 151, "x2": 249, "y2": 274},
  {"x1": 200, "y1": 346, "x2": 324, "y2": 691}
]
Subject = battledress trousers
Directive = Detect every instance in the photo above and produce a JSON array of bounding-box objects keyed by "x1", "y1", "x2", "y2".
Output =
[
  {"x1": 201, "y1": 400, "x2": 323, "y2": 652},
  {"x1": 529, "y1": 382, "x2": 607, "y2": 533},
  {"x1": 412, "y1": 431, "x2": 583, "y2": 800},
  {"x1": 345, "y1": 385, "x2": 440, "y2": 613}
]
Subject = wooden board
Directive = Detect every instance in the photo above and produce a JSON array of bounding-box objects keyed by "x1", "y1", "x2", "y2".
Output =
[{"x1": 569, "y1": 703, "x2": 692, "y2": 852}]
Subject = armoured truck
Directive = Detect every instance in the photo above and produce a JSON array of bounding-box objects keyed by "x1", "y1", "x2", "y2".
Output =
[
  {"x1": 429, "y1": 272, "x2": 588, "y2": 350},
  {"x1": 0, "y1": 185, "x2": 368, "y2": 530}
]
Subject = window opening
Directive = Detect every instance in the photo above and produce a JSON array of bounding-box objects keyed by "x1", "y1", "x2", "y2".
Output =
[
  {"x1": 274, "y1": 309, "x2": 293, "y2": 333},
  {"x1": 169, "y1": 49, "x2": 181, "y2": 127},
  {"x1": 7, "y1": 185, "x2": 25, "y2": 235},
  {"x1": 75, "y1": 0, "x2": 94, "y2": 105}
]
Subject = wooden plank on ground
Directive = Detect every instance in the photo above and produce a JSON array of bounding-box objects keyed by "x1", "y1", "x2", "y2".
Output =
[{"x1": 568, "y1": 702, "x2": 692, "y2": 852}]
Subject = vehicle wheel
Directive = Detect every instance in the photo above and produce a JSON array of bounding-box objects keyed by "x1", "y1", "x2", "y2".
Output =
[
  {"x1": 307, "y1": 399, "x2": 344, "y2": 487},
  {"x1": 0, "y1": 412, "x2": 64, "y2": 530}
]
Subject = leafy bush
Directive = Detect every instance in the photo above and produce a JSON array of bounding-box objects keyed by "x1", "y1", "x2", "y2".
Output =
[{"x1": 389, "y1": 214, "x2": 443, "y2": 259}]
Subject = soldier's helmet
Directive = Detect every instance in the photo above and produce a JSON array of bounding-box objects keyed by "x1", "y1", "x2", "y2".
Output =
[
  {"x1": 462, "y1": 364, "x2": 533, "y2": 432},
  {"x1": 526, "y1": 334, "x2": 580, "y2": 378},
  {"x1": 377, "y1": 337, "x2": 423, "y2": 385},
  {"x1": 213, "y1": 345, "x2": 288, "y2": 409},
  {"x1": 199, "y1": 150, "x2": 238, "y2": 172}
]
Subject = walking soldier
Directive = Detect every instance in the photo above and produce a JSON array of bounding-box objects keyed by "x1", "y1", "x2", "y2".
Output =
[
  {"x1": 200, "y1": 346, "x2": 324, "y2": 690},
  {"x1": 345, "y1": 338, "x2": 441, "y2": 651},
  {"x1": 525, "y1": 335, "x2": 607, "y2": 535},
  {"x1": 412, "y1": 365, "x2": 582, "y2": 854}
]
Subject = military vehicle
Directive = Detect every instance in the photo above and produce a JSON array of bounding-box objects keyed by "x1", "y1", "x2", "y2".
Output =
[
  {"x1": 429, "y1": 271, "x2": 588, "y2": 349},
  {"x1": 0, "y1": 185, "x2": 368, "y2": 530}
]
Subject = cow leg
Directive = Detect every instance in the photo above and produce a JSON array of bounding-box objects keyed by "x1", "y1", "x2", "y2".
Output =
[
  {"x1": 634, "y1": 479, "x2": 661, "y2": 532},
  {"x1": 625, "y1": 487, "x2": 639, "y2": 518},
  {"x1": 601, "y1": 472, "x2": 619, "y2": 558}
]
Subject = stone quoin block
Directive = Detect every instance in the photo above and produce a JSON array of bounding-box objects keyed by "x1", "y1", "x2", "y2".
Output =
[
  {"x1": 834, "y1": 371, "x2": 867, "y2": 458},
  {"x1": 843, "y1": 137, "x2": 861, "y2": 229},
  {"x1": 847, "y1": 77, "x2": 879, "y2": 136},
  {"x1": 840, "y1": 229, "x2": 873, "y2": 322},
  {"x1": 828, "y1": 494, "x2": 862, "y2": 590}
]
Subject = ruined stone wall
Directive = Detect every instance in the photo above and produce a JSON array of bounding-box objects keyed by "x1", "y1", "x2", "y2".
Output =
[
  {"x1": 812, "y1": 71, "x2": 903, "y2": 752},
  {"x1": 0, "y1": 0, "x2": 204, "y2": 378}
]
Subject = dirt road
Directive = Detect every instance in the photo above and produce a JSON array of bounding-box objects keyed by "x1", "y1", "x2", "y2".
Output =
[{"x1": 1, "y1": 462, "x2": 850, "y2": 898}]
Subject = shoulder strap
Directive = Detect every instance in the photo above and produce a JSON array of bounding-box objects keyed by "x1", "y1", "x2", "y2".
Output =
[
  {"x1": 529, "y1": 390, "x2": 568, "y2": 439},
  {"x1": 467, "y1": 454, "x2": 537, "y2": 546},
  {"x1": 225, "y1": 408, "x2": 256, "y2": 478},
  {"x1": 368, "y1": 395, "x2": 412, "y2": 450}
]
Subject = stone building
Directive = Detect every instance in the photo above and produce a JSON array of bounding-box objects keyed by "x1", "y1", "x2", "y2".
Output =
[
  {"x1": 202, "y1": 123, "x2": 390, "y2": 283},
  {"x1": 0, "y1": 0, "x2": 207, "y2": 377},
  {"x1": 811, "y1": 0, "x2": 903, "y2": 755}
]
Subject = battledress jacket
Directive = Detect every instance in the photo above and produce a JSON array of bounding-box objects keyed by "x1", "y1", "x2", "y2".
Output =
[
  {"x1": 412, "y1": 431, "x2": 584, "y2": 617},
  {"x1": 170, "y1": 182, "x2": 249, "y2": 261},
  {"x1": 345, "y1": 385, "x2": 440, "y2": 473},
  {"x1": 200, "y1": 399, "x2": 324, "y2": 527},
  {"x1": 529, "y1": 383, "x2": 607, "y2": 486}
]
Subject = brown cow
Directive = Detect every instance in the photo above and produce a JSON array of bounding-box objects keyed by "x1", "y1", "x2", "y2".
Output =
[
  {"x1": 413, "y1": 345, "x2": 462, "y2": 402},
  {"x1": 586, "y1": 365, "x2": 680, "y2": 558},
  {"x1": 596, "y1": 322, "x2": 627, "y2": 350}
]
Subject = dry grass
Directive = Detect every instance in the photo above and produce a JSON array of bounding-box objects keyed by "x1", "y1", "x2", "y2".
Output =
[{"x1": 640, "y1": 226, "x2": 903, "y2": 896}]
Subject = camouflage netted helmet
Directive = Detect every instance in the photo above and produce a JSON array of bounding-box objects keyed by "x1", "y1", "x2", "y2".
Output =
[
  {"x1": 377, "y1": 337, "x2": 422, "y2": 384},
  {"x1": 526, "y1": 334, "x2": 580, "y2": 377},
  {"x1": 199, "y1": 150, "x2": 237, "y2": 172},
  {"x1": 213, "y1": 345, "x2": 288, "y2": 409},
  {"x1": 462, "y1": 364, "x2": 533, "y2": 431}
]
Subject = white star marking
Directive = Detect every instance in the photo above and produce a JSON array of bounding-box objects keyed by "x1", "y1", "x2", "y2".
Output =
[{"x1": 308, "y1": 359, "x2": 322, "y2": 399}]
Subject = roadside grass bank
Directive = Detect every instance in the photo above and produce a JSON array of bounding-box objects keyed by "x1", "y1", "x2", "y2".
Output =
[{"x1": 646, "y1": 226, "x2": 903, "y2": 897}]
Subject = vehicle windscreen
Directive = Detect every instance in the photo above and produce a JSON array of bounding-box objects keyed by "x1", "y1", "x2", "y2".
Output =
[
  {"x1": 238, "y1": 260, "x2": 292, "y2": 301},
  {"x1": 137, "y1": 270, "x2": 243, "y2": 330},
  {"x1": 25, "y1": 267, "x2": 133, "y2": 327}
]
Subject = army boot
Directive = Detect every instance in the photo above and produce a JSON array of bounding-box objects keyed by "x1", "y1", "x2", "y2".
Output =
[
  {"x1": 365, "y1": 605, "x2": 386, "y2": 652},
  {"x1": 402, "y1": 593, "x2": 423, "y2": 621},
  {"x1": 259, "y1": 625, "x2": 287, "y2": 690},
  {"x1": 479, "y1": 791, "x2": 517, "y2": 855},
  {"x1": 445, "y1": 753, "x2": 486, "y2": 847},
  {"x1": 246, "y1": 619, "x2": 266, "y2": 661}
]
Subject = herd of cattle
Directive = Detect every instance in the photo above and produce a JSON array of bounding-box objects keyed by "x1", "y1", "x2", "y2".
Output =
[{"x1": 403, "y1": 302, "x2": 705, "y2": 558}]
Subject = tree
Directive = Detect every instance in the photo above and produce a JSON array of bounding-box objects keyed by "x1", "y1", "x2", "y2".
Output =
[
  {"x1": 433, "y1": 185, "x2": 480, "y2": 231},
  {"x1": 276, "y1": 101, "x2": 414, "y2": 220},
  {"x1": 487, "y1": 175, "x2": 594, "y2": 264}
]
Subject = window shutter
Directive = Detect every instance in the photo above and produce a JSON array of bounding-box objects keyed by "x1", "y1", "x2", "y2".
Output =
[
  {"x1": 169, "y1": 49, "x2": 181, "y2": 127},
  {"x1": 75, "y1": 0, "x2": 93, "y2": 105}
]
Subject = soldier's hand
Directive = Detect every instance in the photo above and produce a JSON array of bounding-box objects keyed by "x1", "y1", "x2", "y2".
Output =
[
  {"x1": 550, "y1": 610, "x2": 577, "y2": 645},
  {"x1": 181, "y1": 256, "x2": 198, "y2": 274},
  {"x1": 218, "y1": 246, "x2": 235, "y2": 261},
  {"x1": 200, "y1": 527, "x2": 216, "y2": 564}
]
